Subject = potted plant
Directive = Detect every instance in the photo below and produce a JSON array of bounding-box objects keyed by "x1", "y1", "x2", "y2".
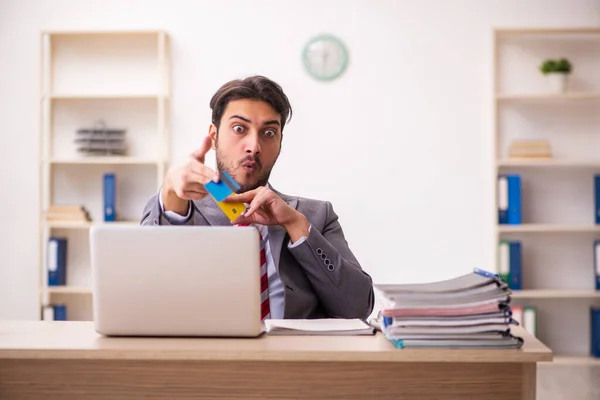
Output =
[{"x1": 539, "y1": 58, "x2": 573, "y2": 93}]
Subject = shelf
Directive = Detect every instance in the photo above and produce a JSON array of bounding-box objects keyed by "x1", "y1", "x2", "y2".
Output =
[
  {"x1": 44, "y1": 30, "x2": 166, "y2": 36},
  {"x1": 540, "y1": 356, "x2": 600, "y2": 366},
  {"x1": 511, "y1": 290, "x2": 600, "y2": 299},
  {"x1": 495, "y1": 28, "x2": 600, "y2": 36},
  {"x1": 498, "y1": 159, "x2": 600, "y2": 168},
  {"x1": 45, "y1": 221, "x2": 139, "y2": 229},
  {"x1": 496, "y1": 92, "x2": 600, "y2": 102},
  {"x1": 47, "y1": 93, "x2": 165, "y2": 100},
  {"x1": 47, "y1": 157, "x2": 162, "y2": 165},
  {"x1": 38, "y1": 30, "x2": 170, "y2": 322},
  {"x1": 47, "y1": 286, "x2": 92, "y2": 295},
  {"x1": 498, "y1": 224, "x2": 600, "y2": 233}
]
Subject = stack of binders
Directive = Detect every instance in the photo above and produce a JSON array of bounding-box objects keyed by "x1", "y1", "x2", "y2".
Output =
[{"x1": 376, "y1": 269, "x2": 523, "y2": 349}]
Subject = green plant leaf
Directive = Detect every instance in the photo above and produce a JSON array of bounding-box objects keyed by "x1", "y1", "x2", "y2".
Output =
[{"x1": 539, "y1": 58, "x2": 572, "y2": 74}]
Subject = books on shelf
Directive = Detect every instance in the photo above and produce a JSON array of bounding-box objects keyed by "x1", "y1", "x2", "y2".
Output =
[
  {"x1": 508, "y1": 140, "x2": 552, "y2": 159},
  {"x1": 264, "y1": 319, "x2": 374, "y2": 336},
  {"x1": 375, "y1": 269, "x2": 524, "y2": 349},
  {"x1": 45, "y1": 205, "x2": 91, "y2": 222}
]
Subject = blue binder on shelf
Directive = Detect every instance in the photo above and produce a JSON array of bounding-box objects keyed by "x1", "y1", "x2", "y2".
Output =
[
  {"x1": 103, "y1": 173, "x2": 116, "y2": 222},
  {"x1": 47, "y1": 237, "x2": 67, "y2": 286},
  {"x1": 592, "y1": 307, "x2": 600, "y2": 358},
  {"x1": 594, "y1": 240, "x2": 600, "y2": 291},
  {"x1": 595, "y1": 175, "x2": 600, "y2": 224},
  {"x1": 498, "y1": 174, "x2": 521, "y2": 225},
  {"x1": 498, "y1": 240, "x2": 522, "y2": 290},
  {"x1": 53, "y1": 304, "x2": 67, "y2": 321}
]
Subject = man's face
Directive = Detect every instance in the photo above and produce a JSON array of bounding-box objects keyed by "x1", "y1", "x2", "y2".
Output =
[{"x1": 209, "y1": 99, "x2": 282, "y2": 193}]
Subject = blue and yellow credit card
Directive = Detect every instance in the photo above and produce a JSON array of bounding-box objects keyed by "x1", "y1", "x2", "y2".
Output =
[{"x1": 204, "y1": 170, "x2": 247, "y2": 221}]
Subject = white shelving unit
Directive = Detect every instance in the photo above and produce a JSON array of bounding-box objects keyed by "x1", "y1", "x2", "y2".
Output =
[
  {"x1": 493, "y1": 27, "x2": 600, "y2": 366},
  {"x1": 39, "y1": 30, "x2": 170, "y2": 321}
]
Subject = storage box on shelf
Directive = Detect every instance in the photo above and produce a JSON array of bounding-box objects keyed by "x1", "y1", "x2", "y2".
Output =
[
  {"x1": 493, "y1": 27, "x2": 600, "y2": 364},
  {"x1": 39, "y1": 30, "x2": 170, "y2": 321}
]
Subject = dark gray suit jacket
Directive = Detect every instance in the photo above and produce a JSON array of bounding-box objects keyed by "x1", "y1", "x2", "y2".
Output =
[{"x1": 140, "y1": 189, "x2": 374, "y2": 320}]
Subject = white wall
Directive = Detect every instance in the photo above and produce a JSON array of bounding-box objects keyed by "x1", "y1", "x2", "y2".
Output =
[{"x1": 1, "y1": 0, "x2": 599, "y2": 320}]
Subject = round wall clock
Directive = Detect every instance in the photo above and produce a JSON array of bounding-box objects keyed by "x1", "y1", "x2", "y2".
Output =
[{"x1": 302, "y1": 34, "x2": 348, "y2": 81}]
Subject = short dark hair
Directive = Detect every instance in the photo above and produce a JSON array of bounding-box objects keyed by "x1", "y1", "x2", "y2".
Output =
[{"x1": 209, "y1": 75, "x2": 292, "y2": 132}]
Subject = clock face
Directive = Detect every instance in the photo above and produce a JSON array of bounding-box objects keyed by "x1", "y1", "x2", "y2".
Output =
[{"x1": 302, "y1": 34, "x2": 348, "y2": 81}]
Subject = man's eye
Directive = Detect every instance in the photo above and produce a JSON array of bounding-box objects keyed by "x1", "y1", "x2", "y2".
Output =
[
  {"x1": 264, "y1": 129, "x2": 276, "y2": 137},
  {"x1": 233, "y1": 125, "x2": 245, "y2": 133}
]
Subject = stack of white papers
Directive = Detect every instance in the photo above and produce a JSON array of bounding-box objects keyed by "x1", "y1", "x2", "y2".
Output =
[
  {"x1": 376, "y1": 268, "x2": 523, "y2": 349},
  {"x1": 264, "y1": 318, "x2": 374, "y2": 336}
]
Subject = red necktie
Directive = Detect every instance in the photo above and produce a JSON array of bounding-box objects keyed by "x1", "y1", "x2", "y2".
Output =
[{"x1": 237, "y1": 224, "x2": 270, "y2": 321}]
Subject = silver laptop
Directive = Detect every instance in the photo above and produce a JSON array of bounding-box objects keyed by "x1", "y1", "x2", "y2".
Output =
[{"x1": 89, "y1": 225, "x2": 263, "y2": 337}]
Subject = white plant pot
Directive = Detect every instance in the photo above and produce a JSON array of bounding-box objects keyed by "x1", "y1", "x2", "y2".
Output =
[{"x1": 546, "y1": 73, "x2": 569, "y2": 94}]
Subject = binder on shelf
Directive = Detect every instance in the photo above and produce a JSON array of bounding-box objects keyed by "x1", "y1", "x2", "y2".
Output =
[
  {"x1": 594, "y1": 240, "x2": 600, "y2": 291},
  {"x1": 42, "y1": 304, "x2": 54, "y2": 321},
  {"x1": 103, "y1": 173, "x2": 116, "y2": 222},
  {"x1": 53, "y1": 304, "x2": 67, "y2": 321},
  {"x1": 498, "y1": 240, "x2": 522, "y2": 289},
  {"x1": 498, "y1": 174, "x2": 521, "y2": 225},
  {"x1": 47, "y1": 237, "x2": 67, "y2": 286},
  {"x1": 523, "y1": 306, "x2": 537, "y2": 337},
  {"x1": 592, "y1": 307, "x2": 600, "y2": 358},
  {"x1": 595, "y1": 175, "x2": 600, "y2": 224},
  {"x1": 498, "y1": 175, "x2": 508, "y2": 224}
]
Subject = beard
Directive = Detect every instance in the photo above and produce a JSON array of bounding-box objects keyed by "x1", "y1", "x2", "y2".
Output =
[{"x1": 216, "y1": 148, "x2": 275, "y2": 193}]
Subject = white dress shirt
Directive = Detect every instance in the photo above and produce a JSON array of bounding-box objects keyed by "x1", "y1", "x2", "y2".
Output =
[{"x1": 158, "y1": 193, "x2": 309, "y2": 319}]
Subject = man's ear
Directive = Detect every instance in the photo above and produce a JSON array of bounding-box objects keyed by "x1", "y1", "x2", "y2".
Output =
[{"x1": 208, "y1": 124, "x2": 218, "y2": 150}]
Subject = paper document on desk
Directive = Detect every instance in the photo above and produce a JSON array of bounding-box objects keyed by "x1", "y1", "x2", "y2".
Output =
[
  {"x1": 264, "y1": 319, "x2": 374, "y2": 335},
  {"x1": 375, "y1": 268, "x2": 524, "y2": 349}
]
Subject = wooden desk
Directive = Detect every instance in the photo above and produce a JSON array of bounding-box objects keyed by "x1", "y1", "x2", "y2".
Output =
[{"x1": 0, "y1": 321, "x2": 552, "y2": 400}]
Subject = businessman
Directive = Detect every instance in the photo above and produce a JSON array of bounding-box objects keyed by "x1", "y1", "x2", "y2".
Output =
[{"x1": 141, "y1": 75, "x2": 374, "y2": 320}]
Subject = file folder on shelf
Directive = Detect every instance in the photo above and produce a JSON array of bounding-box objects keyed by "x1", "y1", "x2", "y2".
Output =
[
  {"x1": 594, "y1": 240, "x2": 600, "y2": 291},
  {"x1": 592, "y1": 307, "x2": 600, "y2": 358},
  {"x1": 47, "y1": 237, "x2": 67, "y2": 286},
  {"x1": 498, "y1": 240, "x2": 522, "y2": 290},
  {"x1": 53, "y1": 304, "x2": 67, "y2": 321},
  {"x1": 42, "y1": 304, "x2": 67, "y2": 321},
  {"x1": 498, "y1": 174, "x2": 521, "y2": 225},
  {"x1": 42, "y1": 305, "x2": 54, "y2": 321},
  {"x1": 103, "y1": 173, "x2": 116, "y2": 222},
  {"x1": 595, "y1": 175, "x2": 600, "y2": 224}
]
